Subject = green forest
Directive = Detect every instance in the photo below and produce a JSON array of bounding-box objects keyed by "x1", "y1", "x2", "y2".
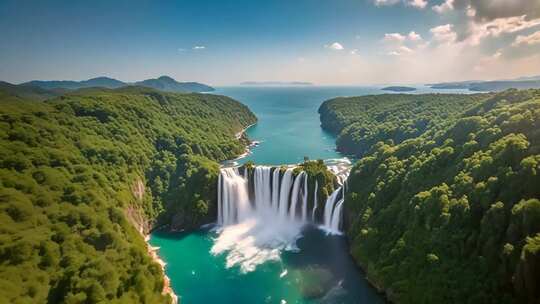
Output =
[
  {"x1": 319, "y1": 93, "x2": 489, "y2": 157},
  {"x1": 320, "y1": 89, "x2": 540, "y2": 303},
  {"x1": 0, "y1": 86, "x2": 256, "y2": 303}
]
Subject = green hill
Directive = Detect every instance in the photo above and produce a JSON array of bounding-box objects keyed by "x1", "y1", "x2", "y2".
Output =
[
  {"x1": 429, "y1": 79, "x2": 540, "y2": 92},
  {"x1": 319, "y1": 93, "x2": 488, "y2": 157},
  {"x1": 20, "y1": 76, "x2": 215, "y2": 93},
  {"x1": 0, "y1": 81, "x2": 60, "y2": 102},
  {"x1": 319, "y1": 89, "x2": 540, "y2": 303},
  {"x1": 381, "y1": 86, "x2": 416, "y2": 92},
  {"x1": 0, "y1": 87, "x2": 256, "y2": 303},
  {"x1": 134, "y1": 76, "x2": 214, "y2": 93},
  {"x1": 22, "y1": 77, "x2": 125, "y2": 91}
]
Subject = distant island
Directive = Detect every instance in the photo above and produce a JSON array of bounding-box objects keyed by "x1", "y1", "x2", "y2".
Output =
[
  {"x1": 21, "y1": 75, "x2": 214, "y2": 93},
  {"x1": 428, "y1": 75, "x2": 540, "y2": 92},
  {"x1": 134, "y1": 76, "x2": 214, "y2": 93},
  {"x1": 240, "y1": 81, "x2": 313, "y2": 86},
  {"x1": 381, "y1": 86, "x2": 416, "y2": 92}
]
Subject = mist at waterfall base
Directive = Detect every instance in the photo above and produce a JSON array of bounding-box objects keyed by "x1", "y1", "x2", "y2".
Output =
[
  {"x1": 214, "y1": 166, "x2": 345, "y2": 273},
  {"x1": 148, "y1": 86, "x2": 470, "y2": 303}
]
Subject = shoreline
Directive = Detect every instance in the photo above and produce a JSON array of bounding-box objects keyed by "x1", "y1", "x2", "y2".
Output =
[
  {"x1": 221, "y1": 123, "x2": 259, "y2": 167},
  {"x1": 127, "y1": 195, "x2": 179, "y2": 303},
  {"x1": 235, "y1": 123, "x2": 256, "y2": 139},
  {"x1": 145, "y1": 235, "x2": 179, "y2": 304},
  {"x1": 143, "y1": 122, "x2": 257, "y2": 303}
]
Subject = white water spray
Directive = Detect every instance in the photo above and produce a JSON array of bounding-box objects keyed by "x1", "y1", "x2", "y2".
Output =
[
  {"x1": 323, "y1": 186, "x2": 343, "y2": 233},
  {"x1": 311, "y1": 181, "x2": 318, "y2": 221},
  {"x1": 301, "y1": 173, "x2": 308, "y2": 222},
  {"x1": 214, "y1": 160, "x2": 350, "y2": 272},
  {"x1": 289, "y1": 171, "x2": 304, "y2": 220}
]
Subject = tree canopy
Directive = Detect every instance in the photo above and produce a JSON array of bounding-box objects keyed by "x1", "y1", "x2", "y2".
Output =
[
  {"x1": 0, "y1": 86, "x2": 256, "y2": 303},
  {"x1": 321, "y1": 89, "x2": 540, "y2": 303},
  {"x1": 319, "y1": 93, "x2": 489, "y2": 157}
]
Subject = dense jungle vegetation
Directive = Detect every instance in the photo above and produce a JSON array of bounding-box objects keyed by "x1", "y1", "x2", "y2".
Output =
[
  {"x1": 321, "y1": 89, "x2": 540, "y2": 303},
  {"x1": 0, "y1": 86, "x2": 256, "y2": 303},
  {"x1": 319, "y1": 93, "x2": 489, "y2": 157}
]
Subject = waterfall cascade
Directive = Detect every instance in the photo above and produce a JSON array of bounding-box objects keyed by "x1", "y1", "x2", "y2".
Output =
[
  {"x1": 213, "y1": 162, "x2": 349, "y2": 272},
  {"x1": 217, "y1": 165, "x2": 345, "y2": 233}
]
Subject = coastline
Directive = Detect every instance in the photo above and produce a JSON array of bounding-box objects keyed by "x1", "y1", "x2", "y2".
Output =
[
  {"x1": 146, "y1": 234, "x2": 179, "y2": 304},
  {"x1": 127, "y1": 184, "x2": 179, "y2": 304},
  {"x1": 142, "y1": 123, "x2": 257, "y2": 303},
  {"x1": 221, "y1": 123, "x2": 259, "y2": 166},
  {"x1": 235, "y1": 122, "x2": 256, "y2": 139}
]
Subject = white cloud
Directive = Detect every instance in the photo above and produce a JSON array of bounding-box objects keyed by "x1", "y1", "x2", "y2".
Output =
[
  {"x1": 407, "y1": 0, "x2": 428, "y2": 9},
  {"x1": 384, "y1": 33, "x2": 407, "y2": 43},
  {"x1": 457, "y1": 0, "x2": 540, "y2": 22},
  {"x1": 384, "y1": 32, "x2": 422, "y2": 43},
  {"x1": 399, "y1": 46, "x2": 414, "y2": 53},
  {"x1": 178, "y1": 48, "x2": 186, "y2": 52},
  {"x1": 374, "y1": 0, "x2": 400, "y2": 6},
  {"x1": 383, "y1": 31, "x2": 422, "y2": 56},
  {"x1": 466, "y1": 5, "x2": 476, "y2": 17},
  {"x1": 325, "y1": 42, "x2": 344, "y2": 50},
  {"x1": 432, "y1": 0, "x2": 454, "y2": 14},
  {"x1": 350, "y1": 49, "x2": 359, "y2": 55},
  {"x1": 408, "y1": 31, "x2": 423, "y2": 41},
  {"x1": 430, "y1": 24, "x2": 457, "y2": 43},
  {"x1": 374, "y1": 0, "x2": 427, "y2": 9},
  {"x1": 193, "y1": 46, "x2": 206, "y2": 50},
  {"x1": 388, "y1": 46, "x2": 414, "y2": 56},
  {"x1": 512, "y1": 30, "x2": 540, "y2": 47},
  {"x1": 481, "y1": 15, "x2": 540, "y2": 36},
  {"x1": 467, "y1": 15, "x2": 540, "y2": 45},
  {"x1": 373, "y1": 0, "x2": 428, "y2": 9}
]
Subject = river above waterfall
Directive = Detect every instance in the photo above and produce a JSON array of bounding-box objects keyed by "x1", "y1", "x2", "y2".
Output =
[{"x1": 150, "y1": 86, "x2": 474, "y2": 303}]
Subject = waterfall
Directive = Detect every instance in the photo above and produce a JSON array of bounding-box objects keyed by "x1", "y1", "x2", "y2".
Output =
[
  {"x1": 214, "y1": 163, "x2": 348, "y2": 272},
  {"x1": 218, "y1": 167, "x2": 251, "y2": 225},
  {"x1": 217, "y1": 166, "x2": 326, "y2": 227},
  {"x1": 322, "y1": 186, "x2": 344, "y2": 234},
  {"x1": 278, "y1": 168, "x2": 294, "y2": 219},
  {"x1": 254, "y1": 166, "x2": 272, "y2": 210},
  {"x1": 271, "y1": 168, "x2": 280, "y2": 212},
  {"x1": 330, "y1": 199, "x2": 344, "y2": 232},
  {"x1": 311, "y1": 181, "x2": 318, "y2": 221},
  {"x1": 217, "y1": 165, "x2": 346, "y2": 231},
  {"x1": 289, "y1": 172, "x2": 304, "y2": 220},
  {"x1": 301, "y1": 173, "x2": 308, "y2": 222}
]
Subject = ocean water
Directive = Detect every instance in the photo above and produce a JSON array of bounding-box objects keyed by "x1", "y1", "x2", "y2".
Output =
[
  {"x1": 214, "y1": 85, "x2": 472, "y2": 165},
  {"x1": 150, "y1": 85, "x2": 473, "y2": 303}
]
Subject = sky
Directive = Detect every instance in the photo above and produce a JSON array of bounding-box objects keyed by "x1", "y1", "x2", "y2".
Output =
[{"x1": 1, "y1": 0, "x2": 539, "y2": 85}]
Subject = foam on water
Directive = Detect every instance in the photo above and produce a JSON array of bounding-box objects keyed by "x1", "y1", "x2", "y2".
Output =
[{"x1": 214, "y1": 161, "x2": 351, "y2": 272}]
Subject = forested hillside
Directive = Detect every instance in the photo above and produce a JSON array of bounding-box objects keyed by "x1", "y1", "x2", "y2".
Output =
[
  {"x1": 319, "y1": 93, "x2": 488, "y2": 157},
  {"x1": 0, "y1": 86, "x2": 256, "y2": 303},
  {"x1": 321, "y1": 89, "x2": 540, "y2": 303}
]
